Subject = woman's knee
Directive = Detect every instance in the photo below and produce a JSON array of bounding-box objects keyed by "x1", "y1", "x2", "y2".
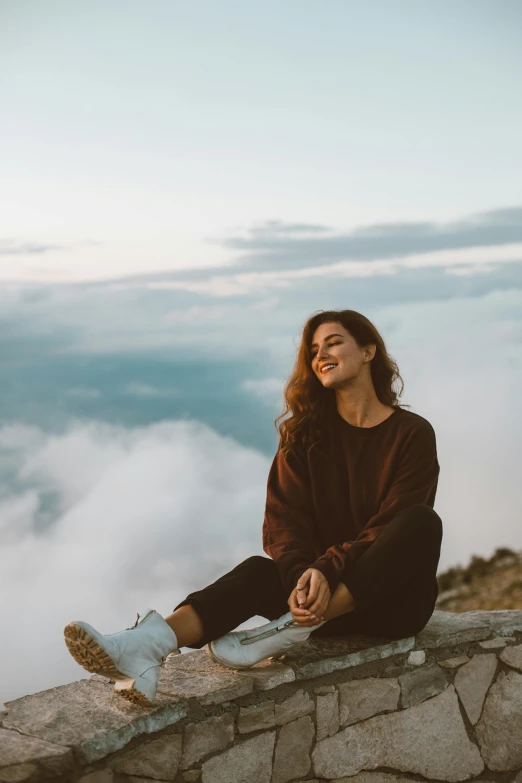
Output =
[{"x1": 394, "y1": 504, "x2": 442, "y2": 546}]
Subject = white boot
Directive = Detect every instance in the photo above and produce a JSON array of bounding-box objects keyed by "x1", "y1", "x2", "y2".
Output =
[
  {"x1": 206, "y1": 610, "x2": 327, "y2": 669},
  {"x1": 64, "y1": 608, "x2": 180, "y2": 707}
]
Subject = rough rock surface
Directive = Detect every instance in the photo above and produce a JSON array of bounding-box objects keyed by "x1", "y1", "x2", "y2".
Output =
[
  {"x1": 399, "y1": 663, "x2": 448, "y2": 708},
  {"x1": 200, "y1": 730, "x2": 276, "y2": 783},
  {"x1": 312, "y1": 685, "x2": 483, "y2": 782},
  {"x1": 2, "y1": 680, "x2": 187, "y2": 765},
  {"x1": 338, "y1": 677, "x2": 400, "y2": 727},
  {"x1": 274, "y1": 689, "x2": 315, "y2": 725},
  {"x1": 180, "y1": 714, "x2": 234, "y2": 769},
  {"x1": 415, "y1": 610, "x2": 490, "y2": 648},
  {"x1": 237, "y1": 701, "x2": 275, "y2": 734},
  {"x1": 272, "y1": 715, "x2": 315, "y2": 783},
  {"x1": 113, "y1": 734, "x2": 182, "y2": 779},
  {"x1": 499, "y1": 642, "x2": 522, "y2": 672},
  {"x1": 476, "y1": 670, "x2": 522, "y2": 771},
  {"x1": 453, "y1": 653, "x2": 497, "y2": 724},
  {"x1": 316, "y1": 690, "x2": 339, "y2": 741},
  {"x1": 0, "y1": 727, "x2": 74, "y2": 781}
]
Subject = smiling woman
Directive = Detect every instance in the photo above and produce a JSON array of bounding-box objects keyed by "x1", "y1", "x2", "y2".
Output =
[{"x1": 64, "y1": 308, "x2": 442, "y2": 710}]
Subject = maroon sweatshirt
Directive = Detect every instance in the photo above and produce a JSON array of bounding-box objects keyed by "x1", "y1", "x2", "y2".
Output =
[{"x1": 262, "y1": 405, "x2": 440, "y2": 597}]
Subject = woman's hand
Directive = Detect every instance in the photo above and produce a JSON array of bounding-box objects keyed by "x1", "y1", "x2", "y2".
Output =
[{"x1": 287, "y1": 567, "x2": 331, "y2": 625}]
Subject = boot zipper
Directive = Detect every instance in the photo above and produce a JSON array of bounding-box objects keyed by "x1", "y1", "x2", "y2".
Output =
[{"x1": 240, "y1": 619, "x2": 297, "y2": 645}]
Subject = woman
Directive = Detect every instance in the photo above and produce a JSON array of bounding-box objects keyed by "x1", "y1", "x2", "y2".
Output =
[{"x1": 64, "y1": 309, "x2": 442, "y2": 707}]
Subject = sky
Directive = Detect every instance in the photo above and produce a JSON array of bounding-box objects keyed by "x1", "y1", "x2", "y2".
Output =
[{"x1": 1, "y1": 0, "x2": 522, "y2": 706}]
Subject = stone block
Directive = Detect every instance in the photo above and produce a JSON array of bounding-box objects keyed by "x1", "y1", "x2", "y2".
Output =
[
  {"x1": 182, "y1": 772, "x2": 201, "y2": 783},
  {"x1": 158, "y1": 659, "x2": 253, "y2": 705},
  {"x1": 312, "y1": 685, "x2": 484, "y2": 781},
  {"x1": 237, "y1": 701, "x2": 275, "y2": 734},
  {"x1": 500, "y1": 642, "x2": 522, "y2": 672},
  {"x1": 438, "y1": 654, "x2": 470, "y2": 669},
  {"x1": 454, "y1": 653, "x2": 497, "y2": 725},
  {"x1": 160, "y1": 648, "x2": 294, "y2": 690},
  {"x1": 465, "y1": 609, "x2": 522, "y2": 636},
  {"x1": 113, "y1": 734, "x2": 182, "y2": 779},
  {"x1": 314, "y1": 685, "x2": 335, "y2": 694},
  {"x1": 316, "y1": 690, "x2": 339, "y2": 741},
  {"x1": 399, "y1": 663, "x2": 448, "y2": 708},
  {"x1": 476, "y1": 670, "x2": 522, "y2": 771},
  {"x1": 479, "y1": 637, "x2": 513, "y2": 649},
  {"x1": 2, "y1": 680, "x2": 187, "y2": 765},
  {"x1": 78, "y1": 773, "x2": 114, "y2": 783},
  {"x1": 274, "y1": 689, "x2": 315, "y2": 725},
  {"x1": 180, "y1": 713, "x2": 234, "y2": 769},
  {"x1": 332, "y1": 774, "x2": 417, "y2": 782},
  {"x1": 201, "y1": 730, "x2": 276, "y2": 783},
  {"x1": 0, "y1": 727, "x2": 74, "y2": 781},
  {"x1": 338, "y1": 677, "x2": 400, "y2": 727},
  {"x1": 279, "y1": 634, "x2": 414, "y2": 679},
  {"x1": 407, "y1": 650, "x2": 425, "y2": 666},
  {"x1": 272, "y1": 715, "x2": 314, "y2": 783},
  {"x1": 415, "y1": 609, "x2": 490, "y2": 648}
]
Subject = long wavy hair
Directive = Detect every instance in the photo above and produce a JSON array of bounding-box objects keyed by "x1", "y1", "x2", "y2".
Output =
[{"x1": 274, "y1": 309, "x2": 410, "y2": 459}]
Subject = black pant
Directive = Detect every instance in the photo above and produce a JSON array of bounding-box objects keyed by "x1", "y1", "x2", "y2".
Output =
[{"x1": 173, "y1": 503, "x2": 443, "y2": 648}]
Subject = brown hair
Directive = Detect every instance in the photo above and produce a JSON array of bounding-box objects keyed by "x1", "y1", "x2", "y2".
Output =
[{"x1": 274, "y1": 309, "x2": 410, "y2": 459}]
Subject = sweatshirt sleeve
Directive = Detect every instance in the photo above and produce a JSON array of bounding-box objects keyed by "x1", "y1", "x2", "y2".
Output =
[
  {"x1": 309, "y1": 422, "x2": 440, "y2": 595},
  {"x1": 262, "y1": 443, "x2": 321, "y2": 598}
]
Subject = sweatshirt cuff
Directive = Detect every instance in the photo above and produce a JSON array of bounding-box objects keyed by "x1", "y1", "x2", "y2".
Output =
[{"x1": 309, "y1": 558, "x2": 340, "y2": 596}]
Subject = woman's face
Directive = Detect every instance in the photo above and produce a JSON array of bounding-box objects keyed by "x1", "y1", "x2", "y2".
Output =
[{"x1": 310, "y1": 321, "x2": 373, "y2": 386}]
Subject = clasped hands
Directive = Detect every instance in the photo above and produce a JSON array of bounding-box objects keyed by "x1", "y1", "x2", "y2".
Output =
[{"x1": 287, "y1": 567, "x2": 331, "y2": 627}]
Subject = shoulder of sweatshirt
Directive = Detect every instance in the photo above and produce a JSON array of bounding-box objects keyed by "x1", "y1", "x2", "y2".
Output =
[{"x1": 395, "y1": 407, "x2": 437, "y2": 437}]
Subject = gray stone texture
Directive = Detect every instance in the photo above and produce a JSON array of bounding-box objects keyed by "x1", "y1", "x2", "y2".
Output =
[
  {"x1": 415, "y1": 609, "x2": 490, "y2": 648},
  {"x1": 465, "y1": 609, "x2": 522, "y2": 635},
  {"x1": 479, "y1": 637, "x2": 512, "y2": 649},
  {"x1": 438, "y1": 654, "x2": 470, "y2": 669},
  {"x1": 2, "y1": 680, "x2": 187, "y2": 765},
  {"x1": 500, "y1": 642, "x2": 522, "y2": 672},
  {"x1": 113, "y1": 734, "x2": 182, "y2": 779},
  {"x1": 158, "y1": 661, "x2": 253, "y2": 705},
  {"x1": 316, "y1": 690, "x2": 339, "y2": 741},
  {"x1": 0, "y1": 727, "x2": 74, "y2": 781},
  {"x1": 453, "y1": 653, "x2": 498, "y2": 725},
  {"x1": 201, "y1": 730, "x2": 276, "y2": 783},
  {"x1": 399, "y1": 663, "x2": 449, "y2": 708},
  {"x1": 182, "y1": 772, "x2": 201, "y2": 783},
  {"x1": 338, "y1": 677, "x2": 400, "y2": 727},
  {"x1": 160, "y1": 648, "x2": 293, "y2": 690},
  {"x1": 272, "y1": 715, "x2": 315, "y2": 783},
  {"x1": 180, "y1": 713, "x2": 234, "y2": 769},
  {"x1": 274, "y1": 688, "x2": 315, "y2": 725},
  {"x1": 476, "y1": 670, "x2": 522, "y2": 771},
  {"x1": 312, "y1": 685, "x2": 484, "y2": 781},
  {"x1": 279, "y1": 634, "x2": 414, "y2": 679},
  {"x1": 237, "y1": 701, "x2": 275, "y2": 734},
  {"x1": 332, "y1": 774, "x2": 416, "y2": 783},
  {"x1": 407, "y1": 650, "x2": 426, "y2": 666},
  {"x1": 78, "y1": 773, "x2": 114, "y2": 783}
]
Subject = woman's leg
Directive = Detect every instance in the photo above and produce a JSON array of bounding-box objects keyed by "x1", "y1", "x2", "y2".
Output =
[
  {"x1": 311, "y1": 504, "x2": 443, "y2": 641},
  {"x1": 166, "y1": 555, "x2": 289, "y2": 649}
]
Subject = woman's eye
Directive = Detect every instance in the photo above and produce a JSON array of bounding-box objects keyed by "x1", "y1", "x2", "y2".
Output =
[{"x1": 312, "y1": 342, "x2": 339, "y2": 357}]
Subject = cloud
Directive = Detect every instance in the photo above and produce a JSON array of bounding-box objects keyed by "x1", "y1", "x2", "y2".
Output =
[
  {"x1": 218, "y1": 206, "x2": 522, "y2": 272},
  {"x1": 0, "y1": 240, "x2": 64, "y2": 256},
  {"x1": 0, "y1": 419, "x2": 272, "y2": 705}
]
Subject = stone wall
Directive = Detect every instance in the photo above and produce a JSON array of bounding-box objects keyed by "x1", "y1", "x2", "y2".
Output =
[{"x1": 3, "y1": 609, "x2": 522, "y2": 783}]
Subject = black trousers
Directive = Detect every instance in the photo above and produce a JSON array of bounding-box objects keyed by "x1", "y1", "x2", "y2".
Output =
[{"x1": 173, "y1": 503, "x2": 443, "y2": 648}]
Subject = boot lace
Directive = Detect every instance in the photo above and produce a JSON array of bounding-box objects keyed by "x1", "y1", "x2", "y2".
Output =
[{"x1": 125, "y1": 612, "x2": 140, "y2": 630}]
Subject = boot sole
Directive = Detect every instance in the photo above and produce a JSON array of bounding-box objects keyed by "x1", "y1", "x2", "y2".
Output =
[
  {"x1": 64, "y1": 622, "x2": 124, "y2": 680},
  {"x1": 113, "y1": 678, "x2": 154, "y2": 708}
]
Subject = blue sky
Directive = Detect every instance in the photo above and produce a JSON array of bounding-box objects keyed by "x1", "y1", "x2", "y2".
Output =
[{"x1": 1, "y1": 0, "x2": 522, "y2": 704}]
